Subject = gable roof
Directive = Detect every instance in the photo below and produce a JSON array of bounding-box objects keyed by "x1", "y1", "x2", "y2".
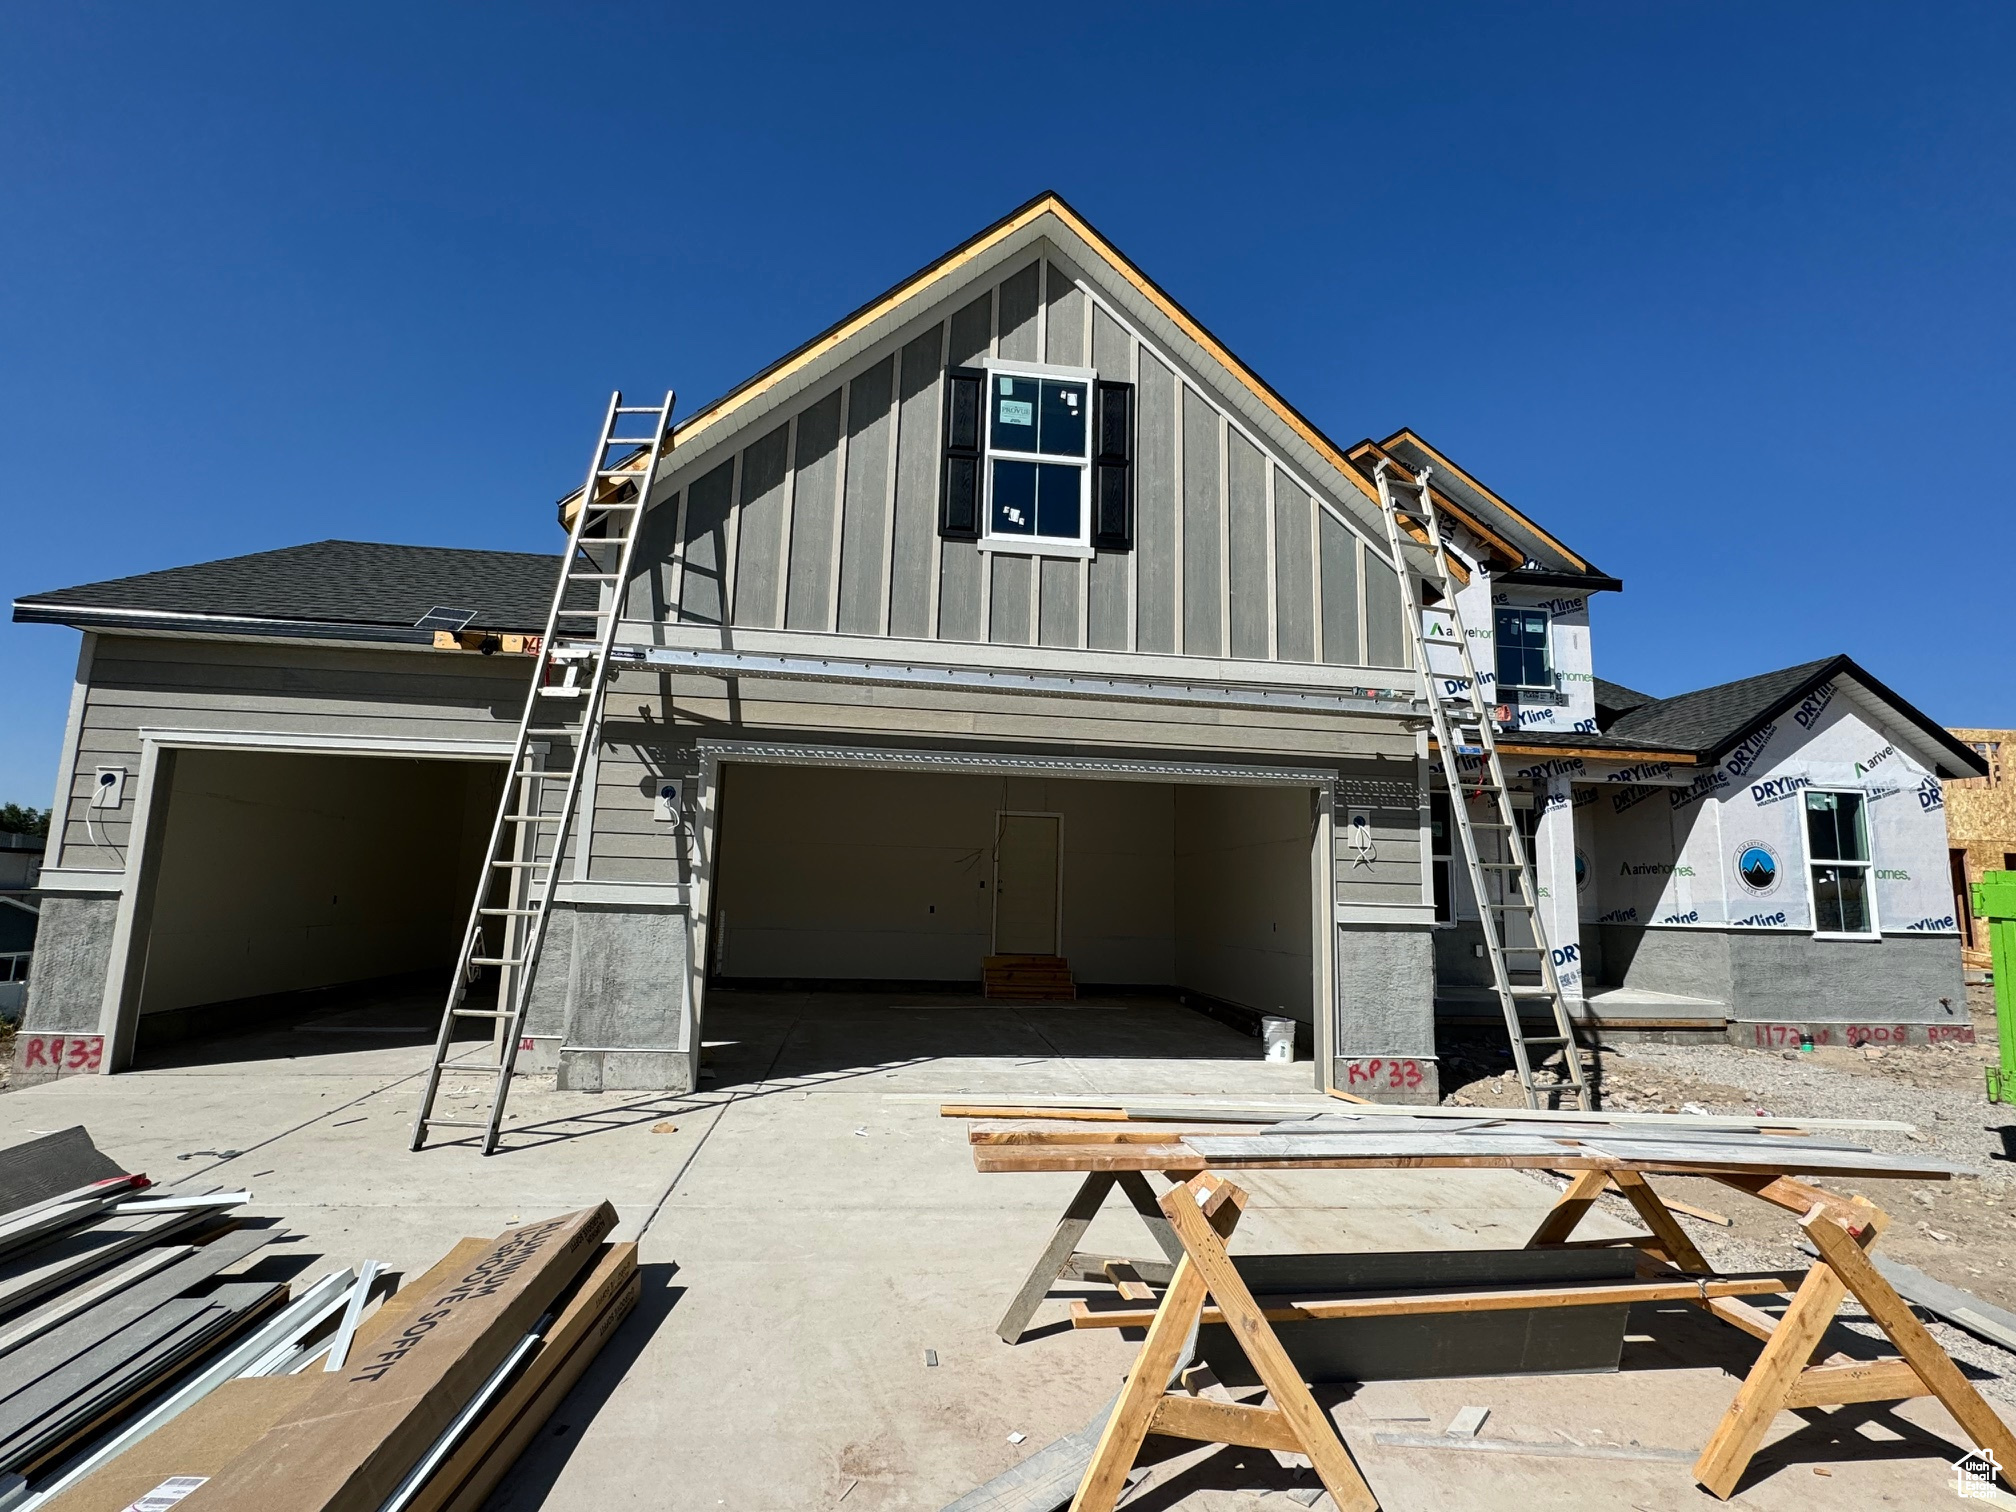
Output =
[
  {"x1": 13, "y1": 540, "x2": 577, "y2": 644},
  {"x1": 664, "y1": 192, "x2": 1388, "y2": 511},
  {"x1": 1602, "y1": 654, "x2": 1987, "y2": 778},
  {"x1": 566, "y1": 192, "x2": 1474, "y2": 568},
  {"x1": 1378, "y1": 430, "x2": 1618, "y2": 589}
]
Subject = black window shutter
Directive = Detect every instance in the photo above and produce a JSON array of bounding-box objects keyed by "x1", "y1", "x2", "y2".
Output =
[
  {"x1": 939, "y1": 366, "x2": 985, "y2": 540},
  {"x1": 1092, "y1": 380, "x2": 1134, "y2": 551}
]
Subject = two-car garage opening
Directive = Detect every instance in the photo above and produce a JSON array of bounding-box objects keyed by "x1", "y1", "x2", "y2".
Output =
[
  {"x1": 125, "y1": 748, "x2": 503, "y2": 1056},
  {"x1": 705, "y1": 762, "x2": 1324, "y2": 1070}
]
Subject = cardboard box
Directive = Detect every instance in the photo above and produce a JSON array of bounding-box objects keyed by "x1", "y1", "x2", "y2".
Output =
[
  {"x1": 414, "y1": 1243, "x2": 639, "y2": 1512},
  {"x1": 178, "y1": 1204, "x2": 615, "y2": 1512},
  {"x1": 45, "y1": 1241, "x2": 496, "y2": 1512}
]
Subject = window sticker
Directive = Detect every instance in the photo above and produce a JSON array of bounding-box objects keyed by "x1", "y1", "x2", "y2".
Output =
[{"x1": 998, "y1": 399, "x2": 1034, "y2": 427}]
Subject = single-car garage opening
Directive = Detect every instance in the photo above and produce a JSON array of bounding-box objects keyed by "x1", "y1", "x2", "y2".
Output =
[
  {"x1": 704, "y1": 762, "x2": 1322, "y2": 1080},
  {"x1": 126, "y1": 748, "x2": 504, "y2": 1058}
]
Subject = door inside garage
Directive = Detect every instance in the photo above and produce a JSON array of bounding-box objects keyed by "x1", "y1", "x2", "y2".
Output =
[
  {"x1": 703, "y1": 762, "x2": 1323, "y2": 1080},
  {"x1": 123, "y1": 748, "x2": 504, "y2": 1057}
]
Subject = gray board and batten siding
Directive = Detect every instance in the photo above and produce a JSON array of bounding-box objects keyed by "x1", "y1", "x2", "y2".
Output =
[{"x1": 623, "y1": 242, "x2": 1409, "y2": 674}]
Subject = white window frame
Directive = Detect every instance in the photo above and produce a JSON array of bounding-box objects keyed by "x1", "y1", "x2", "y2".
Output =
[
  {"x1": 977, "y1": 358, "x2": 1098, "y2": 560},
  {"x1": 1492, "y1": 604, "x2": 1555, "y2": 694},
  {"x1": 1799, "y1": 785, "x2": 1881, "y2": 941}
]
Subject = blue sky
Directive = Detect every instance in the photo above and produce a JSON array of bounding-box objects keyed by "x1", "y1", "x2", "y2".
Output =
[{"x1": 5, "y1": 3, "x2": 2013, "y2": 805}]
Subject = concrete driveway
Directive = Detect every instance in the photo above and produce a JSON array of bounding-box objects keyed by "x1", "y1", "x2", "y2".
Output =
[{"x1": 2, "y1": 987, "x2": 2006, "y2": 1510}]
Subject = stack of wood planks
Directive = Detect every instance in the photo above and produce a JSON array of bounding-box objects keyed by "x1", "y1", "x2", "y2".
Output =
[{"x1": 0, "y1": 1127, "x2": 639, "y2": 1512}]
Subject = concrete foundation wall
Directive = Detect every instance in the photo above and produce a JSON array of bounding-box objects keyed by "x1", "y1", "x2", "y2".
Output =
[
  {"x1": 1725, "y1": 930, "x2": 1965, "y2": 1024},
  {"x1": 556, "y1": 903, "x2": 692, "y2": 1092},
  {"x1": 137, "y1": 751, "x2": 500, "y2": 1016},
  {"x1": 1333, "y1": 923, "x2": 1437, "y2": 1056},
  {"x1": 18, "y1": 893, "x2": 117, "y2": 1034},
  {"x1": 1173, "y1": 785, "x2": 1313, "y2": 1023},
  {"x1": 1597, "y1": 924, "x2": 1733, "y2": 1004}
]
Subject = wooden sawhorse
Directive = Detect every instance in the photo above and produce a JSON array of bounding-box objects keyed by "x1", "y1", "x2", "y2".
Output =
[
  {"x1": 995, "y1": 1168, "x2": 1186, "y2": 1343},
  {"x1": 1527, "y1": 1167, "x2": 2016, "y2": 1498}
]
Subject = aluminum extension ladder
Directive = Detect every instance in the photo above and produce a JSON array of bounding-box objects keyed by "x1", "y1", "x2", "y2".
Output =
[
  {"x1": 411, "y1": 391, "x2": 676, "y2": 1153},
  {"x1": 1372, "y1": 460, "x2": 1591, "y2": 1112}
]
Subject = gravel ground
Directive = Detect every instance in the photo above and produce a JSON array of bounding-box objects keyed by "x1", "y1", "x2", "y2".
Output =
[{"x1": 1444, "y1": 983, "x2": 2016, "y2": 1408}]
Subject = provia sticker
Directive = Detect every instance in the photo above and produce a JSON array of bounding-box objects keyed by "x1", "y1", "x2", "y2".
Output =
[
  {"x1": 998, "y1": 399, "x2": 1033, "y2": 426},
  {"x1": 123, "y1": 1477, "x2": 209, "y2": 1512}
]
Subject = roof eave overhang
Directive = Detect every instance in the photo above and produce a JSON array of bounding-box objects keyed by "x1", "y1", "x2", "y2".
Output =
[
  {"x1": 1494, "y1": 567, "x2": 1625, "y2": 594},
  {"x1": 13, "y1": 601, "x2": 447, "y2": 648}
]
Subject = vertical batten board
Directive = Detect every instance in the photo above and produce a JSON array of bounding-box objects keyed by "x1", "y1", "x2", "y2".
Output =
[
  {"x1": 623, "y1": 490, "x2": 682, "y2": 622},
  {"x1": 678, "y1": 460, "x2": 735, "y2": 625},
  {"x1": 825, "y1": 378, "x2": 852, "y2": 633},
  {"x1": 836, "y1": 356, "x2": 895, "y2": 636},
  {"x1": 773, "y1": 414, "x2": 800, "y2": 630},
  {"x1": 1263, "y1": 453, "x2": 1280, "y2": 660},
  {"x1": 923, "y1": 321, "x2": 950, "y2": 639},
  {"x1": 730, "y1": 424, "x2": 791, "y2": 629},
  {"x1": 1272, "y1": 468, "x2": 1316, "y2": 663},
  {"x1": 1085, "y1": 304, "x2": 1133, "y2": 651},
  {"x1": 1134, "y1": 348, "x2": 1177, "y2": 652},
  {"x1": 1180, "y1": 385, "x2": 1221, "y2": 656},
  {"x1": 1318, "y1": 510, "x2": 1361, "y2": 666},
  {"x1": 976, "y1": 282, "x2": 1001, "y2": 638},
  {"x1": 888, "y1": 325, "x2": 946, "y2": 641},
  {"x1": 938, "y1": 295, "x2": 992, "y2": 642},
  {"x1": 1043, "y1": 261, "x2": 1085, "y2": 366},
  {"x1": 990, "y1": 554, "x2": 1034, "y2": 644},
  {"x1": 784, "y1": 390, "x2": 843, "y2": 630},
  {"x1": 996, "y1": 260, "x2": 1041, "y2": 361},
  {"x1": 876, "y1": 360, "x2": 902, "y2": 635},
  {"x1": 1038, "y1": 558, "x2": 1080, "y2": 647},
  {"x1": 1364, "y1": 544, "x2": 1407, "y2": 668},
  {"x1": 1078, "y1": 283, "x2": 1094, "y2": 648},
  {"x1": 721, "y1": 449, "x2": 744, "y2": 624},
  {"x1": 1227, "y1": 426, "x2": 1268, "y2": 660}
]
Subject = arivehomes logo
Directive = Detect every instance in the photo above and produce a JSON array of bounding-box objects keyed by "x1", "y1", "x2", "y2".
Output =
[
  {"x1": 1605, "y1": 762, "x2": 1674, "y2": 784},
  {"x1": 1558, "y1": 669, "x2": 1593, "y2": 682},
  {"x1": 1670, "y1": 770, "x2": 1730, "y2": 809},
  {"x1": 1854, "y1": 744, "x2": 1896, "y2": 777},
  {"x1": 1750, "y1": 775, "x2": 1811, "y2": 807},
  {"x1": 1619, "y1": 861, "x2": 1695, "y2": 877},
  {"x1": 1917, "y1": 775, "x2": 1944, "y2": 812},
  {"x1": 1723, "y1": 724, "x2": 1776, "y2": 778},
  {"x1": 1611, "y1": 784, "x2": 1661, "y2": 815},
  {"x1": 1597, "y1": 906, "x2": 1638, "y2": 923},
  {"x1": 1874, "y1": 868, "x2": 1911, "y2": 881},
  {"x1": 1905, "y1": 915, "x2": 1957, "y2": 932},
  {"x1": 1791, "y1": 681, "x2": 1837, "y2": 730},
  {"x1": 1731, "y1": 910, "x2": 1788, "y2": 927}
]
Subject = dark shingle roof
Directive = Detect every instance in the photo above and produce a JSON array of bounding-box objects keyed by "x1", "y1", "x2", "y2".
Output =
[
  {"x1": 1600, "y1": 655, "x2": 1986, "y2": 779},
  {"x1": 1593, "y1": 677, "x2": 1657, "y2": 726},
  {"x1": 14, "y1": 540, "x2": 574, "y2": 640},
  {"x1": 1604, "y1": 657, "x2": 1838, "y2": 753}
]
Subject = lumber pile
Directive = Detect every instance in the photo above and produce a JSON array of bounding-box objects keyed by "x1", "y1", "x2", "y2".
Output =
[{"x1": 0, "y1": 1127, "x2": 636, "y2": 1512}]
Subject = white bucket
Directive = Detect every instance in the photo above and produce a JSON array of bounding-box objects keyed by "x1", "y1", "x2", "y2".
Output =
[{"x1": 1261, "y1": 1016, "x2": 1296, "y2": 1063}]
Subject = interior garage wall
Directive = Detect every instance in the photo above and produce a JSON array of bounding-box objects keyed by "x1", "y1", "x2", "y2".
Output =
[
  {"x1": 710, "y1": 765, "x2": 1176, "y2": 984},
  {"x1": 137, "y1": 750, "x2": 501, "y2": 1015},
  {"x1": 1173, "y1": 785, "x2": 1315, "y2": 1023}
]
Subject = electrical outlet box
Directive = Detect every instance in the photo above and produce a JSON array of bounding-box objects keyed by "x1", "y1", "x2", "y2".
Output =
[
  {"x1": 653, "y1": 780, "x2": 682, "y2": 823},
  {"x1": 1346, "y1": 807, "x2": 1372, "y2": 835},
  {"x1": 91, "y1": 767, "x2": 126, "y2": 809}
]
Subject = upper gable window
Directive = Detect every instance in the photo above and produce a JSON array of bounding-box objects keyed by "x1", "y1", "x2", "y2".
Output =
[
  {"x1": 939, "y1": 360, "x2": 1133, "y2": 557},
  {"x1": 980, "y1": 361, "x2": 1095, "y2": 557},
  {"x1": 1494, "y1": 607, "x2": 1553, "y2": 692}
]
